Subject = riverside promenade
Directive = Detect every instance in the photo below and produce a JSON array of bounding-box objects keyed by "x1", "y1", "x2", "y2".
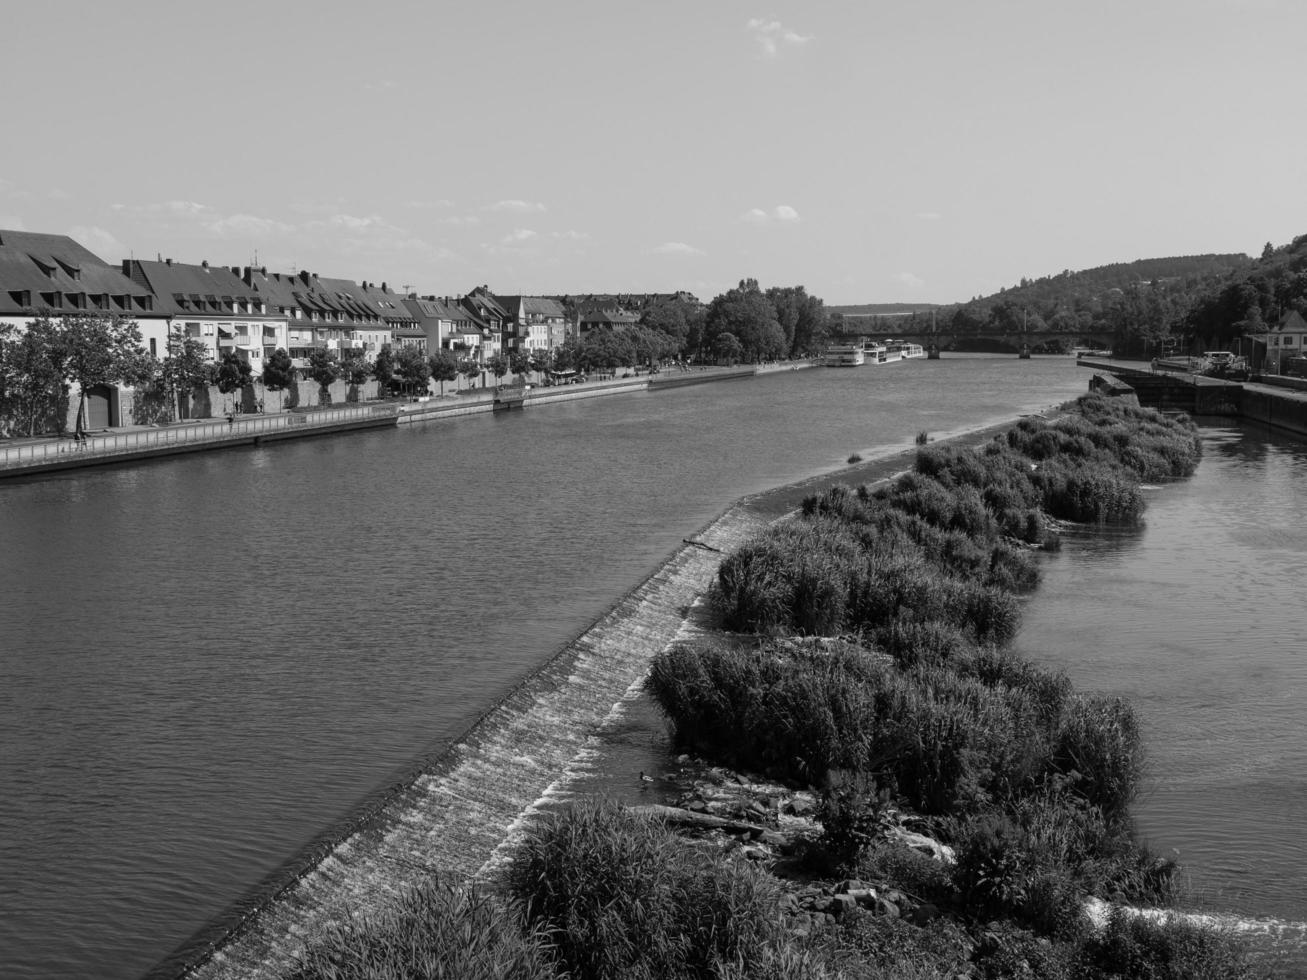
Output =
[{"x1": 0, "y1": 362, "x2": 813, "y2": 479}]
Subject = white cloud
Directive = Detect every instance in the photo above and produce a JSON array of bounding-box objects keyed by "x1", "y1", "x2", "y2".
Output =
[
  {"x1": 48, "y1": 188, "x2": 72, "y2": 201},
  {"x1": 487, "y1": 199, "x2": 547, "y2": 213},
  {"x1": 442, "y1": 214, "x2": 481, "y2": 226},
  {"x1": 652, "y1": 241, "x2": 705, "y2": 256},
  {"x1": 206, "y1": 213, "x2": 295, "y2": 238},
  {"x1": 69, "y1": 225, "x2": 124, "y2": 257},
  {"x1": 550, "y1": 230, "x2": 589, "y2": 241},
  {"x1": 894, "y1": 272, "x2": 925, "y2": 289},
  {"x1": 742, "y1": 205, "x2": 800, "y2": 224},
  {"x1": 746, "y1": 18, "x2": 813, "y2": 56},
  {"x1": 916, "y1": 211, "x2": 942, "y2": 221},
  {"x1": 502, "y1": 228, "x2": 538, "y2": 244},
  {"x1": 363, "y1": 79, "x2": 397, "y2": 92},
  {"x1": 1, "y1": 214, "x2": 25, "y2": 231},
  {"x1": 406, "y1": 199, "x2": 454, "y2": 209}
]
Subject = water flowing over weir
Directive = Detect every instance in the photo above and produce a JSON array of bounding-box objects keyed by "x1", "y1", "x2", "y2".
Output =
[{"x1": 180, "y1": 506, "x2": 771, "y2": 979}]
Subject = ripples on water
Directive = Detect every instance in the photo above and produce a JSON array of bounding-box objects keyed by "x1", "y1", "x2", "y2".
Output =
[
  {"x1": 1017, "y1": 420, "x2": 1307, "y2": 972},
  {"x1": 0, "y1": 357, "x2": 1117, "y2": 979}
]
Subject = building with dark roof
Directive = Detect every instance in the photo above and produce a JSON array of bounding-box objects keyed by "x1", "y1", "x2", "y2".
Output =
[
  {"x1": 495, "y1": 294, "x2": 567, "y2": 352},
  {"x1": 0, "y1": 229, "x2": 158, "y2": 329},
  {"x1": 122, "y1": 258, "x2": 284, "y2": 369}
]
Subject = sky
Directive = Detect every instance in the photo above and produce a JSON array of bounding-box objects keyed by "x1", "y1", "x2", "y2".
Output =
[{"x1": 2, "y1": 0, "x2": 1304, "y2": 305}]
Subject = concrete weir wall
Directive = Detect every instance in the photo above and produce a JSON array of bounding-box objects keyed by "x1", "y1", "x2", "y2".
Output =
[
  {"x1": 1091, "y1": 367, "x2": 1307, "y2": 440},
  {"x1": 1241, "y1": 386, "x2": 1307, "y2": 439}
]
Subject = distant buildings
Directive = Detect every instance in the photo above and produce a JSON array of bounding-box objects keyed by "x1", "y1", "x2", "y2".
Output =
[{"x1": 1, "y1": 224, "x2": 706, "y2": 432}]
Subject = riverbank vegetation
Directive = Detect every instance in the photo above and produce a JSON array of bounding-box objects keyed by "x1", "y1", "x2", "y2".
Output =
[{"x1": 285, "y1": 395, "x2": 1264, "y2": 978}]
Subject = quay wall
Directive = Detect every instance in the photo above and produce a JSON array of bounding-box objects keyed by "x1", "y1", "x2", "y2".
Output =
[{"x1": 1088, "y1": 363, "x2": 1307, "y2": 439}]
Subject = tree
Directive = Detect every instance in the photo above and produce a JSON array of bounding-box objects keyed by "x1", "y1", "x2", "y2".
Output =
[
  {"x1": 215, "y1": 351, "x2": 253, "y2": 412},
  {"x1": 260, "y1": 348, "x2": 295, "y2": 412},
  {"x1": 459, "y1": 358, "x2": 482, "y2": 389},
  {"x1": 341, "y1": 348, "x2": 370, "y2": 386},
  {"x1": 372, "y1": 345, "x2": 396, "y2": 394},
  {"x1": 487, "y1": 354, "x2": 509, "y2": 384},
  {"x1": 428, "y1": 349, "x2": 459, "y2": 395},
  {"x1": 704, "y1": 280, "x2": 786, "y2": 363},
  {"x1": 0, "y1": 319, "x2": 66, "y2": 436},
  {"x1": 161, "y1": 328, "x2": 211, "y2": 420},
  {"x1": 395, "y1": 345, "x2": 431, "y2": 395},
  {"x1": 307, "y1": 347, "x2": 340, "y2": 405},
  {"x1": 713, "y1": 331, "x2": 744, "y2": 366},
  {"x1": 508, "y1": 349, "x2": 531, "y2": 378},
  {"x1": 60, "y1": 314, "x2": 154, "y2": 435}
]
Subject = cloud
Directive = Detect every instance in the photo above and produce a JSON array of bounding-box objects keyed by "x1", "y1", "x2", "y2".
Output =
[
  {"x1": 487, "y1": 199, "x2": 547, "y2": 213},
  {"x1": 652, "y1": 241, "x2": 705, "y2": 256},
  {"x1": 303, "y1": 213, "x2": 451, "y2": 262},
  {"x1": 746, "y1": 18, "x2": 813, "y2": 56},
  {"x1": 915, "y1": 211, "x2": 942, "y2": 221},
  {"x1": 406, "y1": 199, "x2": 454, "y2": 210},
  {"x1": 363, "y1": 79, "x2": 397, "y2": 92},
  {"x1": 0, "y1": 175, "x2": 12, "y2": 192},
  {"x1": 550, "y1": 230, "x2": 589, "y2": 241},
  {"x1": 206, "y1": 213, "x2": 295, "y2": 238},
  {"x1": 1, "y1": 214, "x2": 25, "y2": 231},
  {"x1": 442, "y1": 214, "x2": 481, "y2": 226},
  {"x1": 502, "y1": 228, "x2": 538, "y2": 244},
  {"x1": 894, "y1": 272, "x2": 925, "y2": 289},
  {"x1": 69, "y1": 225, "x2": 124, "y2": 257},
  {"x1": 742, "y1": 205, "x2": 800, "y2": 225}
]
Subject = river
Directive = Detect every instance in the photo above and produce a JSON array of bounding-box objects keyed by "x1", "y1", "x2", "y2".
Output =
[{"x1": 0, "y1": 355, "x2": 1288, "y2": 978}]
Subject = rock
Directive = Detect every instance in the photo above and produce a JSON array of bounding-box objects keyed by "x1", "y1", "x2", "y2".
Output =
[
  {"x1": 739, "y1": 845, "x2": 768, "y2": 862},
  {"x1": 874, "y1": 897, "x2": 901, "y2": 918},
  {"x1": 783, "y1": 797, "x2": 815, "y2": 816},
  {"x1": 848, "y1": 889, "x2": 879, "y2": 909},
  {"x1": 829, "y1": 893, "x2": 858, "y2": 917},
  {"x1": 810, "y1": 896, "x2": 833, "y2": 913},
  {"x1": 834, "y1": 878, "x2": 872, "y2": 894}
]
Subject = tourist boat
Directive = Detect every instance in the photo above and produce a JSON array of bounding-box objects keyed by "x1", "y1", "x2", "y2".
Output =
[
  {"x1": 822, "y1": 343, "x2": 866, "y2": 367},
  {"x1": 885, "y1": 339, "x2": 926, "y2": 360}
]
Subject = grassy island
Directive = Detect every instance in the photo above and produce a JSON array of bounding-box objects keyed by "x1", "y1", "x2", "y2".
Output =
[{"x1": 289, "y1": 395, "x2": 1268, "y2": 979}]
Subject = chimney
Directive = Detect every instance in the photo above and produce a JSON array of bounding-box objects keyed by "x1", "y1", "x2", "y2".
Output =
[
  {"x1": 121, "y1": 259, "x2": 131, "y2": 276},
  {"x1": 381, "y1": 281, "x2": 388, "y2": 293}
]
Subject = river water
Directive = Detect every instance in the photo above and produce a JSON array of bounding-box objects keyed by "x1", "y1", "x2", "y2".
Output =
[
  {"x1": 1015, "y1": 417, "x2": 1307, "y2": 969},
  {"x1": 0, "y1": 356, "x2": 1294, "y2": 978}
]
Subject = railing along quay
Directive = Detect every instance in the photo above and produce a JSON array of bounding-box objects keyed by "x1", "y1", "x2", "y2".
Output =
[{"x1": 0, "y1": 404, "x2": 399, "y2": 473}]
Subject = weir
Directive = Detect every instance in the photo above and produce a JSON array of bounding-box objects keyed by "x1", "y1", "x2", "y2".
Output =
[{"x1": 174, "y1": 505, "x2": 771, "y2": 979}]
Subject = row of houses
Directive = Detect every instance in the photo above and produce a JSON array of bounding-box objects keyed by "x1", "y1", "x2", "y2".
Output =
[{"x1": 0, "y1": 229, "x2": 583, "y2": 377}]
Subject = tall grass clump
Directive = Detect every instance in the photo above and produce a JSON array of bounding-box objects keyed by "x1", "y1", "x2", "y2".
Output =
[
  {"x1": 507, "y1": 799, "x2": 788, "y2": 980},
  {"x1": 287, "y1": 879, "x2": 556, "y2": 980}
]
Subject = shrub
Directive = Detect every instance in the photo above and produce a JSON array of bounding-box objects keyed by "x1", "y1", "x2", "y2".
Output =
[
  {"x1": 288, "y1": 879, "x2": 556, "y2": 980},
  {"x1": 1076, "y1": 907, "x2": 1260, "y2": 979},
  {"x1": 507, "y1": 799, "x2": 787, "y2": 980},
  {"x1": 1053, "y1": 695, "x2": 1142, "y2": 818}
]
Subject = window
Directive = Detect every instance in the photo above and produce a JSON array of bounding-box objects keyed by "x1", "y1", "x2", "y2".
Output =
[{"x1": 149, "y1": 338, "x2": 157, "y2": 357}]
